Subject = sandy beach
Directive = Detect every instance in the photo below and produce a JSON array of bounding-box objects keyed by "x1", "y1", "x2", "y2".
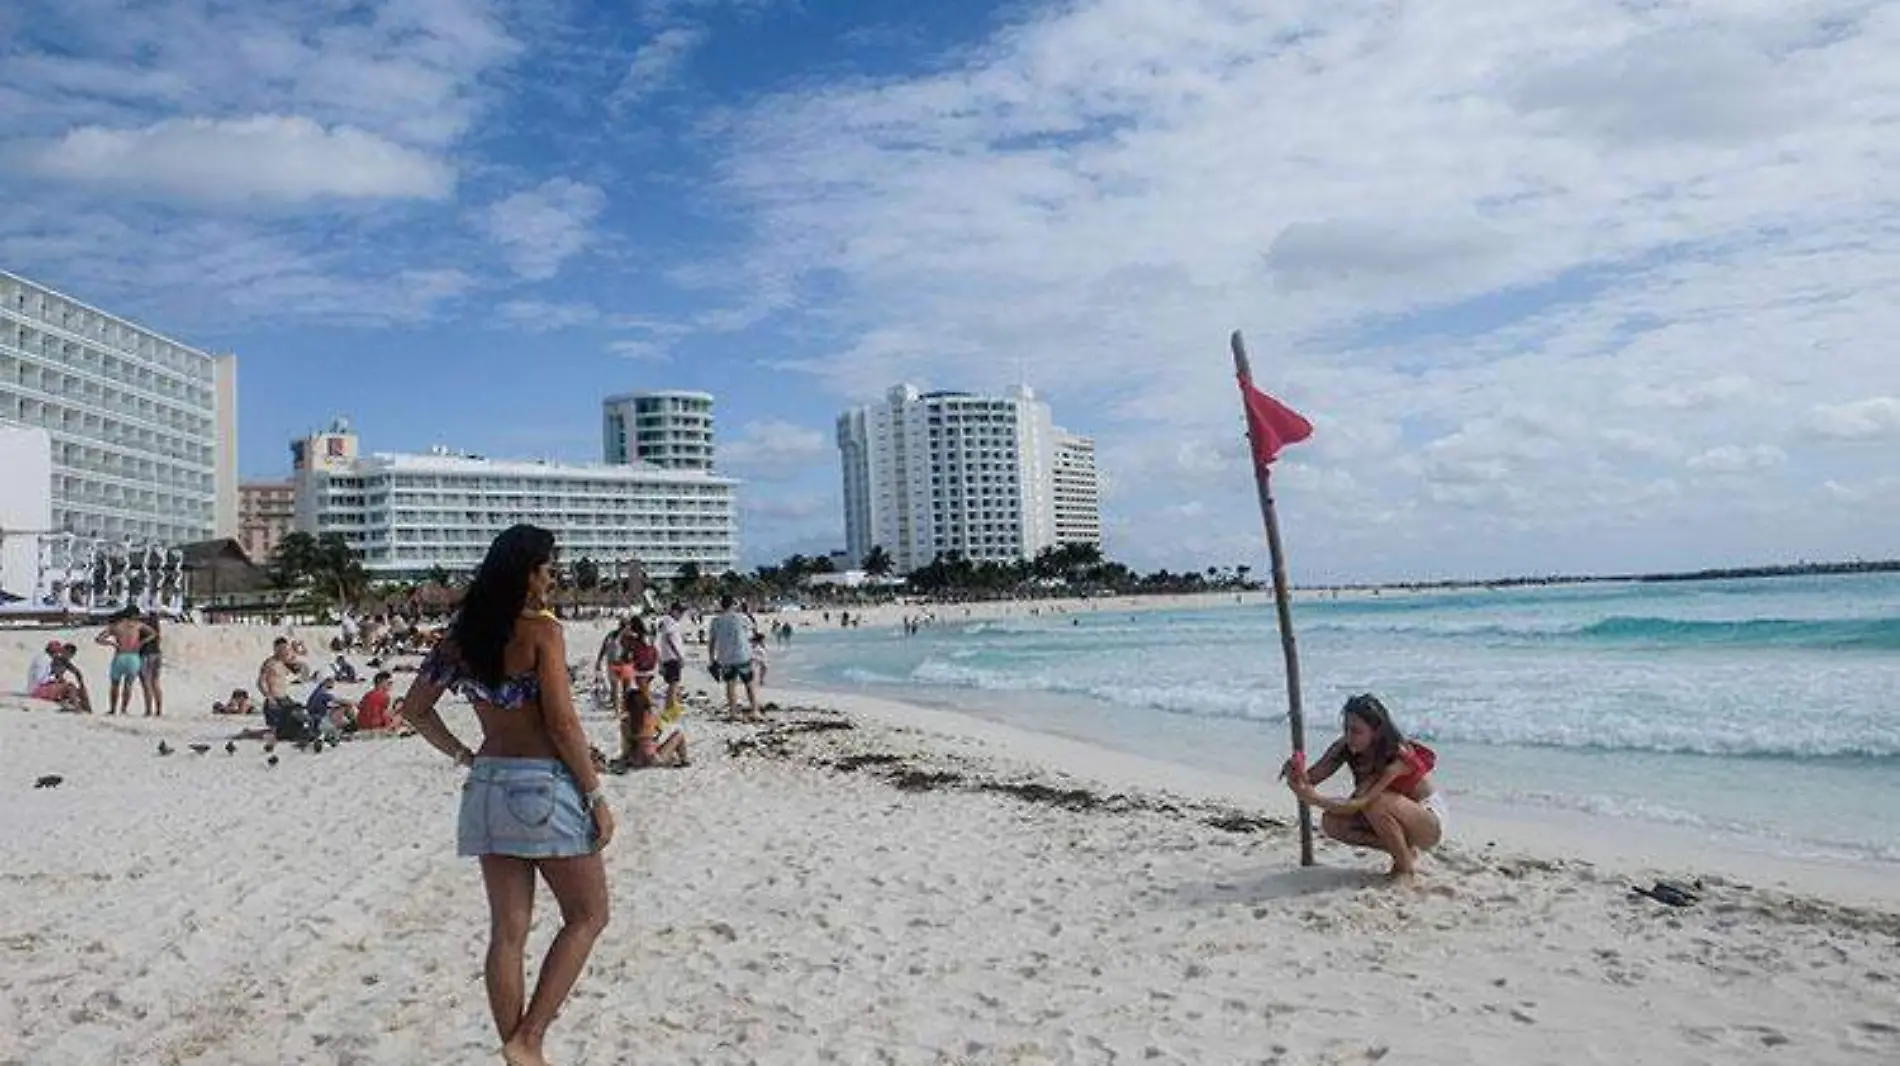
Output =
[{"x1": 4, "y1": 622, "x2": 1899, "y2": 1065}]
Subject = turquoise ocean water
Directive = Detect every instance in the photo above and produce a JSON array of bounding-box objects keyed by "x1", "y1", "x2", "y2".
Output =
[{"x1": 781, "y1": 573, "x2": 1900, "y2": 865}]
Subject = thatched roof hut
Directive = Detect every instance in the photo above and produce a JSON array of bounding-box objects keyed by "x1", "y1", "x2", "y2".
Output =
[{"x1": 178, "y1": 539, "x2": 272, "y2": 601}]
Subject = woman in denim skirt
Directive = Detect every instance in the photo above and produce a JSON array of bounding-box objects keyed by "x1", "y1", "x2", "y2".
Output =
[{"x1": 399, "y1": 525, "x2": 616, "y2": 1066}]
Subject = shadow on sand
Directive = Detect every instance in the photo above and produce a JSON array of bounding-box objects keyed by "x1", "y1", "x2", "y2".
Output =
[{"x1": 1173, "y1": 864, "x2": 1380, "y2": 907}]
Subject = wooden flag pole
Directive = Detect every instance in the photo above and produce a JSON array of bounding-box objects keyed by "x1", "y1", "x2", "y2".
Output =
[{"x1": 1231, "y1": 329, "x2": 1315, "y2": 867}]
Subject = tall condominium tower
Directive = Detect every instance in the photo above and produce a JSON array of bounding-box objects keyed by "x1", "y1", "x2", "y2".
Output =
[{"x1": 836, "y1": 383, "x2": 1102, "y2": 574}]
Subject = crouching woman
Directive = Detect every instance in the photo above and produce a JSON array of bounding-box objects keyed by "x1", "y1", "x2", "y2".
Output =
[{"x1": 1284, "y1": 694, "x2": 1445, "y2": 879}]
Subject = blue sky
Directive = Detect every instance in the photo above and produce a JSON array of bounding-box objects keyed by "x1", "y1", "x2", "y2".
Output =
[{"x1": 4, "y1": 0, "x2": 1900, "y2": 581}]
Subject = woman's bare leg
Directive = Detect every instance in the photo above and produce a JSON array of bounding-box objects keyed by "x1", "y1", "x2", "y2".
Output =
[
  {"x1": 1364, "y1": 794, "x2": 1441, "y2": 877},
  {"x1": 503, "y1": 853, "x2": 609, "y2": 1066},
  {"x1": 1320, "y1": 811, "x2": 1381, "y2": 849},
  {"x1": 481, "y1": 857, "x2": 536, "y2": 1045}
]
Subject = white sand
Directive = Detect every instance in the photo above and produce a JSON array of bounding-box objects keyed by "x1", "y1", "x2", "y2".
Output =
[{"x1": 4, "y1": 624, "x2": 1898, "y2": 1065}]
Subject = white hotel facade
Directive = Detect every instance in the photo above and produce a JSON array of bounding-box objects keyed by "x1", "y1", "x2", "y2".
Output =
[
  {"x1": 293, "y1": 416, "x2": 738, "y2": 581},
  {"x1": 0, "y1": 268, "x2": 238, "y2": 545},
  {"x1": 837, "y1": 384, "x2": 1103, "y2": 575}
]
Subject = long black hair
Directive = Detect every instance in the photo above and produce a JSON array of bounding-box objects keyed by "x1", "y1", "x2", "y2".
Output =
[
  {"x1": 1342, "y1": 693, "x2": 1407, "y2": 782},
  {"x1": 450, "y1": 524, "x2": 556, "y2": 687}
]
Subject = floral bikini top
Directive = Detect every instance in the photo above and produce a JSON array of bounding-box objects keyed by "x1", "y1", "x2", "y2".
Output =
[{"x1": 420, "y1": 646, "x2": 541, "y2": 710}]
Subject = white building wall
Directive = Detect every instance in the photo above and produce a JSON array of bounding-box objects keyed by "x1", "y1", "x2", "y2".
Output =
[
  {"x1": 0, "y1": 269, "x2": 232, "y2": 545},
  {"x1": 1012, "y1": 385, "x2": 1058, "y2": 559},
  {"x1": 0, "y1": 425, "x2": 53, "y2": 598},
  {"x1": 213, "y1": 355, "x2": 239, "y2": 538},
  {"x1": 295, "y1": 428, "x2": 739, "y2": 579}
]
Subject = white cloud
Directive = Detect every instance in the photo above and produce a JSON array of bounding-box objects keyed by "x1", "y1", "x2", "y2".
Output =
[
  {"x1": 1823, "y1": 477, "x2": 1900, "y2": 505},
  {"x1": 607, "y1": 338, "x2": 672, "y2": 361},
  {"x1": 1806, "y1": 397, "x2": 1900, "y2": 441},
  {"x1": 703, "y1": 0, "x2": 1900, "y2": 576},
  {"x1": 18, "y1": 115, "x2": 454, "y2": 203},
  {"x1": 721, "y1": 420, "x2": 832, "y2": 478},
  {"x1": 1687, "y1": 445, "x2": 1788, "y2": 476},
  {"x1": 481, "y1": 178, "x2": 607, "y2": 280},
  {"x1": 610, "y1": 26, "x2": 708, "y2": 112},
  {"x1": 0, "y1": 0, "x2": 518, "y2": 148},
  {"x1": 1619, "y1": 375, "x2": 1758, "y2": 411},
  {"x1": 0, "y1": 0, "x2": 520, "y2": 323},
  {"x1": 495, "y1": 299, "x2": 601, "y2": 331}
]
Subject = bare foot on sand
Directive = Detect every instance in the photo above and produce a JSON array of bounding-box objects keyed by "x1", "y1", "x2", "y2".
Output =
[{"x1": 501, "y1": 1037, "x2": 548, "y2": 1066}]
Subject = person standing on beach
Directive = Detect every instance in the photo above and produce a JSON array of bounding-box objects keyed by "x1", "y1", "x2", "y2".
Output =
[
  {"x1": 397, "y1": 524, "x2": 613, "y2": 1066},
  {"x1": 593, "y1": 618, "x2": 635, "y2": 718},
  {"x1": 707, "y1": 596, "x2": 760, "y2": 719},
  {"x1": 655, "y1": 601, "x2": 688, "y2": 712},
  {"x1": 137, "y1": 613, "x2": 163, "y2": 717},
  {"x1": 95, "y1": 608, "x2": 155, "y2": 716}
]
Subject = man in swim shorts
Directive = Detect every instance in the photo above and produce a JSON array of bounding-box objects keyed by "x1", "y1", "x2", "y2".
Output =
[
  {"x1": 707, "y1": 595, "x2": 760, "y2": 719},
  {"x1": 95, "y1": 608, "x2": 156, "y2": 716}
]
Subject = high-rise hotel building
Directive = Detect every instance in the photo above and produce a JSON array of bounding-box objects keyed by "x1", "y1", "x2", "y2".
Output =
[
  {"x1": 293, "y1": 411, "x2": 738, "y2": 581},
  {"x1": 1052, "y1": 432, "x2": 1103, "y2": 550},
  {"x1": 602, "y1": 391, "x2": 715, "y2": 471},
  {"x1": 0, "y1": 268, "x2": 238, "y2": 544},
  {"x1": 836, "y1": 384, "x2": 1103, "y2": 574}
]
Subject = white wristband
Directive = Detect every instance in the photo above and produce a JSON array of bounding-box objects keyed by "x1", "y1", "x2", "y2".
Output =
[{"x1": 584, "y1": 788, "x2": 607, "y2": 809}]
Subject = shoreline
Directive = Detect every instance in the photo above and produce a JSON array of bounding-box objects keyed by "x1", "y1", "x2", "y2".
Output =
[{"x1": 770, "y1": 683, "x2": 1900, "y2": 911}]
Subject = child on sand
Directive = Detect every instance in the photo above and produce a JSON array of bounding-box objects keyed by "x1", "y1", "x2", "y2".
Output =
[
  {"x1": 748, "y1": 631, "x2": 770, "y2": 689},
  {"x1": 213, "y1": 689, "x2": 255, "y2": 715}
]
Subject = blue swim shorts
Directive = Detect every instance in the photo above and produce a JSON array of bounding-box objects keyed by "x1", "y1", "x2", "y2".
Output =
[{"x1": 457, "y1": 758, "x2": 596, "y2": 859}]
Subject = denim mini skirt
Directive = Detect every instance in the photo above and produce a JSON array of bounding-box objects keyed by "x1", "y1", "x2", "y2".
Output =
[{"x1": 458, "y1": 757, "x2": 595, "y2": 859}]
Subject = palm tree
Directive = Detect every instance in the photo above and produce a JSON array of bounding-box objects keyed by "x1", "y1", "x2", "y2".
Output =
[
  {"x1": 863, "y1": 545, "x2": 894, "y2": 577},
  {"x1": 269, "y1": 531, "x2": 322, "y2": 589}
]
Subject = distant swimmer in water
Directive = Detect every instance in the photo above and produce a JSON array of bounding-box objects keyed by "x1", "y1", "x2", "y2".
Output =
[{"x1": 1283, "y1": 694, "x2": 1444, "y2": 879}]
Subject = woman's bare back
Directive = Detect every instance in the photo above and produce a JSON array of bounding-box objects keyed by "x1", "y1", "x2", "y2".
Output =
[{"x1": 469, "y1": 615, "x2": 562, "y2": 760}]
